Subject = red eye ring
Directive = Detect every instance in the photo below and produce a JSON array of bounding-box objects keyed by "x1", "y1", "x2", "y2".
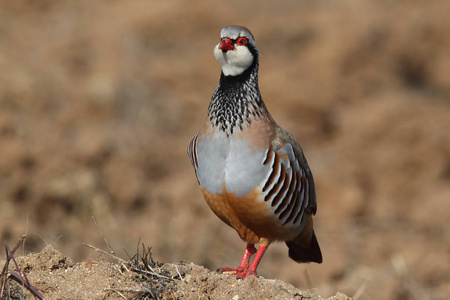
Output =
[{"x1": 236, "y1": 37, "x2": 248, "y2": 46}]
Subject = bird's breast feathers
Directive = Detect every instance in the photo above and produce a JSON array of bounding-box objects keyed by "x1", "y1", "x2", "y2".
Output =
[{"x1": 194, "y1": 130, "x2": 271, "y2": 197}]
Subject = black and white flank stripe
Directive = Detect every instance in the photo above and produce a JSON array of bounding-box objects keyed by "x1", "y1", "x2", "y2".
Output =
[{"x1": 261, "y1": 142, "x2": 316, "y2": 227}]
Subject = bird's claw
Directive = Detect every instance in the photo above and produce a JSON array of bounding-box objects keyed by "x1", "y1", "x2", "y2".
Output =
[
  {"x1": 216, "y1": 266, "x2": 257, "y2": 279},
  {"x1": 235, "y1": 269, "x2": 257, "y2": 279}
]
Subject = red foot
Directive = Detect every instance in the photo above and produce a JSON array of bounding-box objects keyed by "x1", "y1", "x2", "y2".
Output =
[
  {"x1": 216, "y1": 266, "x2": 257, "y2": 279},
  {"x1": 235, "y1": 269, "x2": 257, "y2": 279},
  {"x1": 216, "y1": 244, "x2": 268, "y2": 280}
]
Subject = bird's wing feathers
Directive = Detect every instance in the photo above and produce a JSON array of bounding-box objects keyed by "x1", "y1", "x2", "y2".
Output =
[{"x1": 261, "y1": 127, "x2": 317, "y2": 227}]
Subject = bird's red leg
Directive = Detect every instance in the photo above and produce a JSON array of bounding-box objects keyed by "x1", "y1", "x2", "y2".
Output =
[
  {"x1": 237, "y1": 243, "x2": 257, "y2": 270},
  {"x1": 235, "y1": 245, "x2": 268, "y2": 279},
  {"x1": 216, "y1": 244, "x2": 257, "y2": 274}
]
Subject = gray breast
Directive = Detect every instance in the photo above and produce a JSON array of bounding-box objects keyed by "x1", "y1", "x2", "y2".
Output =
[{"x1": 196, "y1": 131, "x2": 270, "y2": 197}]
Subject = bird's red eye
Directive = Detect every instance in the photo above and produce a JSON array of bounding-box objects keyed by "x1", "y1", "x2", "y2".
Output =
[{"x1": 236, "y1": 37, "x2": 248, "y2": 46}]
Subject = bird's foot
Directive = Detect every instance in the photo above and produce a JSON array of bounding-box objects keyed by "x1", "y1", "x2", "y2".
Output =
[
  {"x1": 235, "y1": 269, "x2": 257, "y2": 280},
  {"x1": 215, "y1": 266, "x2": 245, "y2": 275},
  {"x1": 216, "y1": 266, "x2": 258, "y2": 279}
]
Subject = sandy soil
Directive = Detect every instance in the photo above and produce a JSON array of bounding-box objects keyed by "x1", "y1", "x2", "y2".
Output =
[
  {"x1": 1, "y1": 0, "x2": 450, "y2": 299},
  {"x1": 1, "y1": 245, "x2": 351, "y2": 299}
]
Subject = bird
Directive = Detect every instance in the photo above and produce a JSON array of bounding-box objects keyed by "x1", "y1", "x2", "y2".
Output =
[{"x1": 188, "y1": 25, "x2": 322, "y2": 279}]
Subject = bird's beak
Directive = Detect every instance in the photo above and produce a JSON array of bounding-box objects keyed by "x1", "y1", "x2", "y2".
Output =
[{"x1": 218, "y1": 38, "x2": 235, "y2": 51}]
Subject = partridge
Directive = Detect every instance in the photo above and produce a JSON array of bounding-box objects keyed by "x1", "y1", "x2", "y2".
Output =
[{"x1": 188, "y1": 25, "x2": 322, "y2": 279}]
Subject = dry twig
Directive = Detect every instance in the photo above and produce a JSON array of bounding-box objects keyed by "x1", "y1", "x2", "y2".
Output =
[
  {"x1": 1, "y1": 236, "x2": 46, "y2": 300},
  {"x1": 83, "y1": 243, "x2": 127, "y2": 264},
  {"x1": 92, "y1": 216, "x2": 116, "y2": 256}
]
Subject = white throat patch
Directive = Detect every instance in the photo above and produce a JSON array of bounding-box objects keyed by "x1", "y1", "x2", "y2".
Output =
[{"x1": 214, "y1": 44, "x2": 254, "y2": 76}]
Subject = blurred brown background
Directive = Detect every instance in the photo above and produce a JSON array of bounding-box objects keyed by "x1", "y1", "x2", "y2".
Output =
[{"x1": 1, "y1": 1, "x2": 449, "y2": 299}]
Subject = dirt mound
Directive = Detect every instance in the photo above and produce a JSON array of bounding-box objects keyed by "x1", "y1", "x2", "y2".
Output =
[{"x1": 1, "y1": 245, "x2": 351, "y2": 300}]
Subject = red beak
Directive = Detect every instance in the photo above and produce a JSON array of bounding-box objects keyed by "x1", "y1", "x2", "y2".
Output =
[{"x1": 218, "y1": 39, "x2": 235, "y2": 51}]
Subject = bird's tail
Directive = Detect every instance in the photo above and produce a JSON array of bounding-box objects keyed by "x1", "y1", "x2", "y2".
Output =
[{"x1": 286, "y1": 229, "x2": 322, "y2": 264}]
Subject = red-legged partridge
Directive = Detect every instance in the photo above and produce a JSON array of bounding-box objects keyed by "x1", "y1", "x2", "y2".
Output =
[{"x1": 188, "y1": 25, "x2": 322, "y2": 279}]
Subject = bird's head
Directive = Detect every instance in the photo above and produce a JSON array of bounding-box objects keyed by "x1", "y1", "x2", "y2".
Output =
[{"x1": 214, "y1": 25, "x2": 258, "y2": 77}]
